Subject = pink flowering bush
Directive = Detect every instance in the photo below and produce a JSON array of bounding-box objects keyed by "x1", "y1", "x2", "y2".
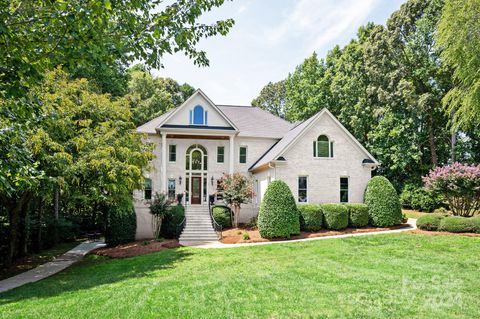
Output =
[
  {"x1": 423, "y1": 163, "x2": 480, "y2": 217},
  {"x1": 219, "y1": 173, "x2": 255, "y2": 227}
]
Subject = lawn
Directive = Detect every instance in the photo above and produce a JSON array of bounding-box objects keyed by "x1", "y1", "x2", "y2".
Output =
[
  {"x1": 402, "y1": 209, "x2": 428, "y2": 219},
  {"x1": 1, "y1": 233, "x2": 479, "y2": 318}
]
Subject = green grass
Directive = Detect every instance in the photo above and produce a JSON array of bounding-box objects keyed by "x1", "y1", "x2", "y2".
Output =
[
  {"x1": 402, "y1": 209, "x2": 428, "y2": 219},
  {"x1": 1, "y1": 233, "x2": 480, "y2": 318}
]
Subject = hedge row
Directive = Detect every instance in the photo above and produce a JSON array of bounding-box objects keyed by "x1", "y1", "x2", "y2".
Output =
[
  {"x1": 160, "y1": 204, "x2": 185, "y2": 239},
  {"x1": 417, "y1": 214, "x2": 480, "y2": 233},
  {"x1": 105, "y1": 199, "x2": 137, "y2": 246},
  {"x1": 297, "y1": 203, "x2": 369, "y2": 231},
  {"x1": 212, "y1": 206, "x2": 232, "y2": 228}
]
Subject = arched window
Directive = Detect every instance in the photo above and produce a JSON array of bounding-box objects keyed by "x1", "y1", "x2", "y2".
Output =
[
  {"x1": 186, "y1": 144, "x2": 208, "y2": 170},
  {"x1": 191, "y1": 105, "x2": 208, "y2": 125},
  {"x1": 313, "y1": 135, "x2": 333, "y2": 158}
]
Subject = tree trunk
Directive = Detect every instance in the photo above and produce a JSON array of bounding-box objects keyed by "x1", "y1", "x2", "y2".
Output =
[
  {"x1": 428, "y1": 116, "x2": 438, "y2": 167},
  {"x1": 54, "y1": 186, "x2": 60, "y2": 244},
  {"x1": 6, "y1": 192, "x2": 32, "y2": 267},
  {"x1": 451, "y1": 129, "x2": 456, "y2": 163}
]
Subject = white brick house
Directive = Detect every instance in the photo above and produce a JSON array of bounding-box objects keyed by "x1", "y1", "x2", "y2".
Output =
[{"x1": 134, "y1": 90, "x2": 379, "y2": 241}]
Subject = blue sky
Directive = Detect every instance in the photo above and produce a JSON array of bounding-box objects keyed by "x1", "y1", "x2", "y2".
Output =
[{"x1": 154, "y1": 0, "x2": 406, "y2": 105}]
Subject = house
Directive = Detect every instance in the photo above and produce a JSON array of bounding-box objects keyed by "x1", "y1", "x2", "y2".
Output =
[{"x1": 133, "y1": 89, "x2": 379, "y2": 242}]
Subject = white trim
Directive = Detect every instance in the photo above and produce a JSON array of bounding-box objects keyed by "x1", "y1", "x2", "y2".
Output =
[
  {"x1": 168, "y1": 144, "x2": 177, "y2": 163},
  {"x1": 297, "y1": 175, "x2": 308, "y2": 203},
  {"x1": 340, "y1": 176, "x2": 349, "y2": 203},
  {"x1": 239, "y1": 145, "x2": 248, "y2": 164},
  {"x1": 216, "y1": 146, "x2": 225, "y2": 164}
]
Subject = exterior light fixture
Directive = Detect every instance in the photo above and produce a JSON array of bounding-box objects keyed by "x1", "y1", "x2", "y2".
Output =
[
  {"x1": 179, "y1": 176, "x2": 182, "y2": 185},
  {"x1": 211, "y1": 176, "x2": 214, "y2": 186}
]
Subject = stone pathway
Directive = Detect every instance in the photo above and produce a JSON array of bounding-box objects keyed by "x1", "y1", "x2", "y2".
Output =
[
  {"x1": 0, "y1": 240, "x2": 105, "y2": 293},
  {"x1": 187, "y1": 219, "x2": 417, "y2": 249}
]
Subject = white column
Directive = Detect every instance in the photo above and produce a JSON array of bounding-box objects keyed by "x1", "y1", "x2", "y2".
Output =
[
  {"x1": 229, "y1": 135, "x2": 235, "y2": 174},
  {"x1": 161, "y1": 132, "x2": 167, "y2": 193}
]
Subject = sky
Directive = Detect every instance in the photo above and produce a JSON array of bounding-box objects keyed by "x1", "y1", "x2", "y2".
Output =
[{"x1": 153, "y1": 0, "x2": 407, "y2": 105}]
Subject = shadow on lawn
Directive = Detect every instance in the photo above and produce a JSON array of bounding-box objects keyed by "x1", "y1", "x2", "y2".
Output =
[{"x1": 0, "y1": 247, "x2": 192, "y2": 304}]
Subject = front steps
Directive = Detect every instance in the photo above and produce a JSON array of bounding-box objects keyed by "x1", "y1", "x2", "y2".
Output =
[{"x1": 179, "y1": 205, "x2": 219, "y2": 245}]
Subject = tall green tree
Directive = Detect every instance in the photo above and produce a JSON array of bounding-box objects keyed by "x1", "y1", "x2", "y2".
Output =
[
  {"x1": 251, "y1": 80, "x2": 287, "y2": 119},
  {"x1": 436, "y1": 0, "x2": 480, "y2": 130},
  {"x1": 127, "y1": 65, "x2": 195, "y2": 125}
]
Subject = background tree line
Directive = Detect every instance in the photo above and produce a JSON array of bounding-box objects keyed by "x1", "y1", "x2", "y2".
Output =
[
  {"x1": 0, "y1": 0, "x2": 233, "y2": 267},
  {"x1": 252, "y1": 0, "x2": 480, "y2": 193}
]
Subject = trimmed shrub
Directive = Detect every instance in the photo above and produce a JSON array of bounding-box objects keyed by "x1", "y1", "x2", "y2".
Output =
[
  {"x1": 212, "y1": 206, "x2": 232, "y2": 229},
  {"x1": 416, "y1": 213, "x2": 445, "y2": 231},
  {"x1": 365, "y1": 176, "x2": 402, "y2": 227},
  {"x1": 105, "y1": 199, "x2": 137, "y2": 246},
  {"x1": 439, "y1": 216, "x2": 476, "y2": 233},
  {"x1": 433, "y1": 207, "x2": 449, "y2": 215},
  {"x1": 400, "y1": 184, "x2": 442, "y2": 212},
  {"x1": 160, "y1": 204, "x2": 185, "y2": 239},
  {"x1": 345, "y1": 203, "x2": 369, "y2": 227},
  {"x1": 472, "y1": 217, "x2": 480, "y2": 234},
  {"x1": 258, "y1": 180, "x2": 300, "y2": 238},
  {"x1": 321, "y1": 204, "x2": 348, "y2": 230},
  {"x1": 297, "y1": 204, "x2": 323, "y2": 231}
]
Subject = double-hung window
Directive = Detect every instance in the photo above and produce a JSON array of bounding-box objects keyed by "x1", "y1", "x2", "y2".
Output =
[
  {"x1": 239, "y1": 146, "x2": 247, "y2": 164},
  {"x1": 340, "y1": 177, "x2": 349, "y2": 203},
  {"x1": 168, "y1": 179, "x2": 176, "y2": 201},
  {"x1": 144, "y1": 178, "x2": 152, "y2": 200},
  {"x1": 169, "y1": 145, "x2": 176, "y2": 162},
  {"x1": 217, "y1": 146, "x2": 225, "y2": 163},
  {"x1": 298, "y1": 176, "x2": 308, "y2": 203}
]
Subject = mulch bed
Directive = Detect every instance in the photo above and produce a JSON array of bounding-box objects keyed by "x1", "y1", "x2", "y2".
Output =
[
  {"x1": 93, "y1": 239, "x2": 181, "y2": 258},
  {"x1": 220, "y1": 224, "x2": 410, "y2": 244},
  {"x1": 408, "y1": 229, "x2": 480, "y2": 237}
]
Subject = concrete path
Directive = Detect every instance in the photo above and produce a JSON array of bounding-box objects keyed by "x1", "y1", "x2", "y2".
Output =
[
  {"x1": 187, "y1": 218, "x2": 417, "y2": 249},
  {"x1": 0, "y1": 240, "x2": 105, "y2": 293}
]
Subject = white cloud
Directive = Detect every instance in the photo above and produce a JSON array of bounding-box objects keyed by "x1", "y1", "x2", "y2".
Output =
[{"x1": 265, "y1": 0, "x2": 379, "y2": 54}]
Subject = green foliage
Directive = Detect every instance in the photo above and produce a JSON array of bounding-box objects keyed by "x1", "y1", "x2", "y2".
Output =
[
  {"x1": 258, "y1": 180, "x2": 300, "y2": 239},
  {"x1": 242, "y1": 233, "x2": 250, "y2": 240},
  {"x1": 212, "y1": 206, "x2": 232, "y2": 229},
  {"x1": 160, "y1": 204, "x2": 185, "y2": 239},
  {"x1": 219, "y1": 173, "x2": 254, "y2": 227},
  {"x1": 297, "y1": 204, "x2": 323, "y2": 231},
  {"x1": 433, "y1": 207, "x2": 449, "y2": 215},
  {"x1": 105, "y1": 199, "x2": 136, "y2": 246},
  {"x1": 400, "y1": 184, "x2": 442, "y2": 212},
  {"x1": 436, "y1": 0, "x2": 480, "y2": 129},
  {"x1": 438, "y1": 216, "x2": 478, "y2": 233},
  {"x1": 416, "y1": 214, "x2": 446, "y2": 231},
  {"x1": 251, "y1": 80, "x2": 287, "y2": 119},
  {"x1": 246, "y1": 216, "x2": 258, "y2": 229},
  {"x1": 127, "y1": 66, "x2": 195, "y2": 125},
  {"x1": 345, "y1": 203, "x2": 369, "y2": 227},
  {"x1": 321, "y1": 204, "x2": 348, "y2": 230},
  {"x1": 365, "y1": 176, "x2": 403, "y2": 227}
]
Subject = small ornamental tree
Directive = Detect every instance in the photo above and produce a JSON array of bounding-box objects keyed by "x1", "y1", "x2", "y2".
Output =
[
  {"x1": 423, "y1": 163, "x2": 480, "y2": 217},
  {"x1": 150, "y1": 193, "x2": 171, "y2": 239},
  {"x1": 219, "y1": 173, "x2": 254, "y2": 227}
]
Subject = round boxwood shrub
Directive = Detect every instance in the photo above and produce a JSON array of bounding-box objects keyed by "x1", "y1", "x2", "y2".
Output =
[
  {"x1": 416, "y1": 213, "x2": 445, "y2": 231},
  {"x1": 321, "y1": 204, "x2": 348, "y2": 230},
  {"x1": 364, "y1": 176, "x2": 402, "y2": 227},
  {"x1": 439, "y1": 216, "x2": 477, "y2": 233},
  {"x1": 297, "y1": 204, "x2": 323, "y2": 231},
  {"x1": 160, "y1": 204, "x2": 185, "y2": 239},
  {"x1": 258, "y1": 180, "x2": 300, "y2": 238},
  {"x1": 212, "y1": 206, "x2": 232, "y2": 229},
  {"x1": 345, "y1": 203, "x2": 369, "y2": 228},
  {"x1": 105, "y1": 199, "x2": 137, "y2": 246}
]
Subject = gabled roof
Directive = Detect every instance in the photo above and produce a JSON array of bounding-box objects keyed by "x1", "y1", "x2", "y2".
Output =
[
  {"x1": 136, "y1": 109, "x2": 175, "y2": 134},
  {"x1": 217, "y1": 105, "x2": 293, "y2": 139},
  {"x1": 156, "y1": 89, "x2": 239, "y2": 132},
  {"x1": 249, "y1": 109, "x2": 379, "y2": 171}
]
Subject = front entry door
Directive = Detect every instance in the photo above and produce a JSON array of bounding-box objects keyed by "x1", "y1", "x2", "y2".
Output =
[{"x1": 191, "y1": 176, "x2": 202, "y2": 204}]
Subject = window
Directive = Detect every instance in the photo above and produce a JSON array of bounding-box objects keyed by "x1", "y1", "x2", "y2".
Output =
[
  {"x1": 298, "y1": 176, "x2": 308, "y2": 203},
  {"x1": 217, "y1": 146, "x2": 225, "y2": 163},
  {"x1": 313, "y1": 135, "x2": 333, "y2": 158},
  {"x1": 144, "y1": 178, "x2": 152, "y2": 200},
  {"x1": 239, "y1": 146, "x2": 247, "y2": 164},
  {"x1": 340, "y1": 177, "x2": 349, "y2": 203},
  {"x1": 168, "y1": 179, "x2": 176, "y2": 201},
  {"x1": 169, "y1": 145, "x2": 176, "y2": 162},
  {"x1": 191, "y1": 105, "x2": 208, "y2": 125}
]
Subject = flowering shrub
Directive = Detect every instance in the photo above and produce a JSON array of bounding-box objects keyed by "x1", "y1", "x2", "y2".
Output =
[
  {"x1": 423, "y1": 162, "x2": 480, "y2": 217},
  {"x1": 219, "y1": 173, "x2": 254, "y2": 227}
]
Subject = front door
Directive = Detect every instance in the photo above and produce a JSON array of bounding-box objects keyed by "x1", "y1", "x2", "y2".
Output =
[{"x1": 191, "y1": 176, "x2": 202, "y2": 204}]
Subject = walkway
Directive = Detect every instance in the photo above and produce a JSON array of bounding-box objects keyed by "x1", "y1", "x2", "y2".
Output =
[
  {"x1": 187, "y1": 219, "x2": 417, "y2": 249},
  {"x1": 0, "y1": 240, "x2": 105, "y2": 293}
]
